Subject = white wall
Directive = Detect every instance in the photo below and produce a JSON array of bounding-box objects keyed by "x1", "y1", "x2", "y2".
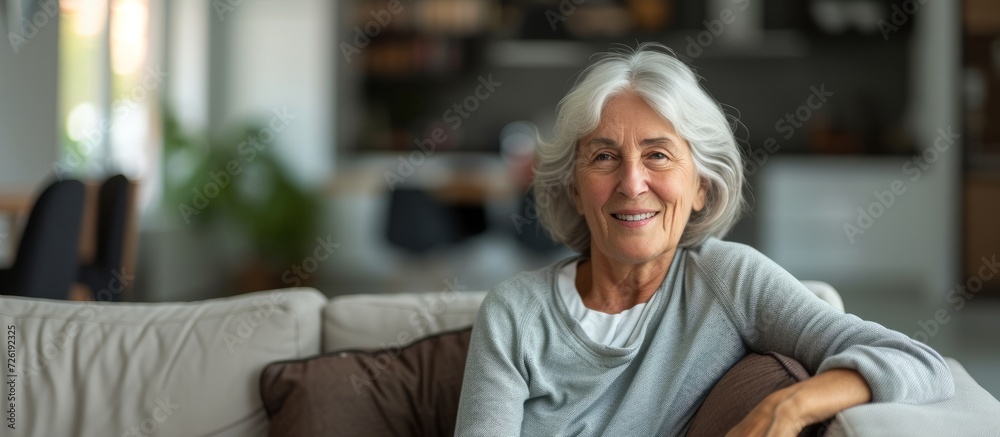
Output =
[
  {"x1": 0, "y1": 1, "x2": 60, "y2": 192},
  {"x1": 209, "y1": 0, "x2": 335, "y2": 188},
  {"x1": 166, "y1": 0, "x2": 209, "y2": 134},
  {"x1": 909, "y1": 0, "x2": 961, "y2": 296}
]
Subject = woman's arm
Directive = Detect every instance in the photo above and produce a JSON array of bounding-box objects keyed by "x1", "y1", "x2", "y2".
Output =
[
  {"x1": 693, "y1": 240, "x2": 956, "y2": 436},
  {"x1": 455, "y1": 290, "x2": 530, "y2": 436},
  {"x1": 691, "y1": 241, "x2": 954, "y2": 410},
  {"x1": 726, "y1": 368, "x2": 871, "y2": 436},
  {"x1": 743, "y1": 272, "x2": 954, "y2": 406}
]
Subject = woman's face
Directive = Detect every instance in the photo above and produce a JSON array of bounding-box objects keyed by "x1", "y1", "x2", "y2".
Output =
[{"x1": 572, "y1": 93, "x2": 706, "y2": 264}]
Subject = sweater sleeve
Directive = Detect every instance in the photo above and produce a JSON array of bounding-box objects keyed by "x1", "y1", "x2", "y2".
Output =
[
  {"x1": 455, "y1": 288, "x2": 530, "y2": 436},
  {"x1": 695, "y1": 241, "x2": 955, "y2": 405}
]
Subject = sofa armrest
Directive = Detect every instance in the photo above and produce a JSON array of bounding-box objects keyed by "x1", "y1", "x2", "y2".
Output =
[
  {"x1": 824, "y1": 357, "x2": 1000, "y2": 437},
  {"x1": 801, "y1": 280, "x2": 845, "y2": 312}
]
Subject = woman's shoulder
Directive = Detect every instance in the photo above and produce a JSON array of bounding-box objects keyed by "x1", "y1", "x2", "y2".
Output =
[
  {"x1": 684, "y1": 237, "x2": 796, "y2": 296},
  {"x1": 685, "y1": 237, "x2": 772, "y2": 269},
  {"x1": 484, "y1": 256, "x2": 576, "y2": 312}
]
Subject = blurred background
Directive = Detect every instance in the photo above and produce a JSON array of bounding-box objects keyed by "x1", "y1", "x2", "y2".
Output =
[{"x1": 0, "y1": 0, "x2": 998, "y2": 394}]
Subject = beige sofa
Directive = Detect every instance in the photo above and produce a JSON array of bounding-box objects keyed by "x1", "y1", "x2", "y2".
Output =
[{"x1": 2, "y1": 284, "x2": 998, "y2": 436}]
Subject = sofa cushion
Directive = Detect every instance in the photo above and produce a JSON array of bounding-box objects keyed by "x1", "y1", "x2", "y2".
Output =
[
  {"x1": 823, "y1": 358, "x2": 1000, "y2": 437},
  {"x1": 322, "y1": 291, "x2": 486, "y2": 352},
  {"x1": 687, "y1": 352, "x2": 829, "y2": 437},
  {"x1": 0, "y1": 288, "x2": 325, "y2": 437},
  {"x1": 260, "y1": 327, "x2": 472, "y2": 437}
]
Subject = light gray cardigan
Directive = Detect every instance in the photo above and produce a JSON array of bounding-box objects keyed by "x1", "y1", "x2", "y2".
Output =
[{"x1": 455, "y1": 238, "x2": 955, "y2": 436}]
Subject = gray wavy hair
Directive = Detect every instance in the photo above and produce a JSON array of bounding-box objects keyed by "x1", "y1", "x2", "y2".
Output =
[{"x1": 533, "y1": 43, "x2": 746, "y2": 253}]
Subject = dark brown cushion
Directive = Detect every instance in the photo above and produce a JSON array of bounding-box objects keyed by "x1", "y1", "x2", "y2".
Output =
[
  {"x1": 260, "y1": 327, "x2": 472, "y2": 437},
  {"x1": 686, "y1": 352, "x2": 831, "y2": 437}
]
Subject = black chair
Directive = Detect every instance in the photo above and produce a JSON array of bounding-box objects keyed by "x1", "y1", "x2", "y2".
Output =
[
  {"x1": 76, "y1": 175, "x2": 132, "y2": 301},
  {"x1": 386, "y1": 188, "x2": 487, "y2": 254},
  {"x1": 0, "y1": 179, "x2": 86, "y2": 299}
]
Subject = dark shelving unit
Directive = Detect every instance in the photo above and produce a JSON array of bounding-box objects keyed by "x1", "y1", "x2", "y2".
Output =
[
  {"x1": 961, "y1": 0, "x2": 1000, "y2": 298},
  {"x1": 337, "y1": 0, "x2": 921, "y2": 162}
]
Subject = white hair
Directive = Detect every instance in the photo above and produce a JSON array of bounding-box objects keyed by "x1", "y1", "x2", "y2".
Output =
[{"x1": 533, "y1": 43, "x2": 745, "y2": 253}]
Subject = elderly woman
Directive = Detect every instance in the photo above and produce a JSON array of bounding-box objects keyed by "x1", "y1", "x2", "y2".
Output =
[{"x1": 455, "y1": 44, "x2": 954, "y2": 436}]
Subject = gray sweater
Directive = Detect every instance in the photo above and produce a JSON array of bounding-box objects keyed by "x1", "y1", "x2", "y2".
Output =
[{"x1": 455, "y1": 238, "x2": 955, "y2": 436}]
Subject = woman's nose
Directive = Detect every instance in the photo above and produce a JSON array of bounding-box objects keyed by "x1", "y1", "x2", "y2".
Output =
[{"x1": 616, "y1": 158, "x2": 649, "y2": 199}]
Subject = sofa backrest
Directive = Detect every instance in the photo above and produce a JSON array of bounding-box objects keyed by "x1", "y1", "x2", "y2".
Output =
[
  {"x1": 0, "y1": 288, "x2": 325, "y2": 437},
  {"x1": 322, "y1": 291, "x2": 487, "y2": 352}
]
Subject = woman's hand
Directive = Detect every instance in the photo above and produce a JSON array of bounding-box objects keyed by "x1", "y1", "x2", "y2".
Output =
[
  {"x1": 724, "y1": 390, "x2": 806, "y2": 437},
  {"x1": 726, "y1": 368, "x2": 872, "y2": 437}
]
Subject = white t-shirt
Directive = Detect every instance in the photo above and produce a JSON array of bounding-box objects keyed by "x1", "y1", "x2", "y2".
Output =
[{"x1": 557, "y1": 260, "x2": 659, "y2": 348}]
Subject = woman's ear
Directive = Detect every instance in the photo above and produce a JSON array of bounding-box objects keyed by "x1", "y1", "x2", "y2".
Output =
[{"x1": 693, "y1": 178, "x2": 708, "y2": 212}]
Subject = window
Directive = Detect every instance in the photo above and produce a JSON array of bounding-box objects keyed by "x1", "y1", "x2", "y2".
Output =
[{"x1": 58, "y1": 0, "x2": 158, "y2": 207}]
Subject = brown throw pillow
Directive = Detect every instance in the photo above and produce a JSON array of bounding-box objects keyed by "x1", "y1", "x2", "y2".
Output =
[
  {"x1": 260, "y1": 327, "x2": 473, "y2": 437},
  {"x1": 686, "y1": 352, "x2": 831, "y2": 437}
]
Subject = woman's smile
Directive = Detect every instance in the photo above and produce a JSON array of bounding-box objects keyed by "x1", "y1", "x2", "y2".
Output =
[{"x1": 610, "y1": 210, "x2": 659, "y2": 227}]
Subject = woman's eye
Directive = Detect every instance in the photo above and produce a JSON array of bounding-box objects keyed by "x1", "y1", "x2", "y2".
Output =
[
  {"x1": 595, "y1": 153, "x2": 613, "y2": 161},
  {"x1": 650, "y1": 152, "x2": 668, "y2": 160}
]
